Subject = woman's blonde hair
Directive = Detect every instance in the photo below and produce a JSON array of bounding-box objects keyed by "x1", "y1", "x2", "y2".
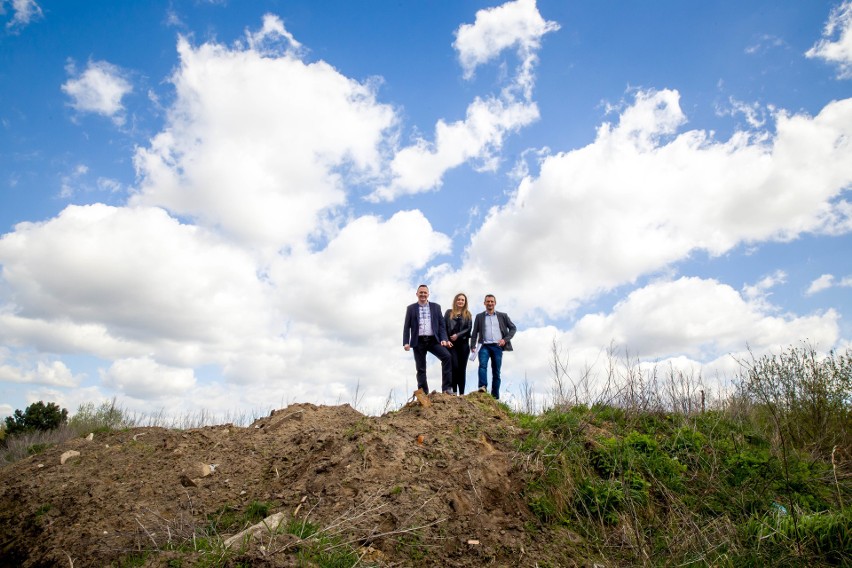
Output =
[{"x1": 450, "y1": 293, "x2": 472, "y2": 320}]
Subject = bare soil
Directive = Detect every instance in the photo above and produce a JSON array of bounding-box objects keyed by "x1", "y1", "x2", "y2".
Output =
[{"x1": 0, "y1": 392, "x2": 597, "y2": 567}]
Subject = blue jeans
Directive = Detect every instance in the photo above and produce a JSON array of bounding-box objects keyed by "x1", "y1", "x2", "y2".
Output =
[{"x1": 477, "y1": 344, "x2": 503, "y2": 399}]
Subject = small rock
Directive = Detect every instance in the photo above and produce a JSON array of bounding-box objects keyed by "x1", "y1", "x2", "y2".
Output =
[
  {"x1": 85, "y1": 433, "x2": 94, "y2": 441},
  {"x1": 223, "y1": 512, "x2": 286, "y2": 548},
  {"x1": 195, "y1": 462, "x2": 213, "y2": 477},
  {"x1": 359, "y1": 546, "x2": 386, "y2": 562},
  {"x1": 179, "y1": 474, "x2": 197, "y2": 487},
  {"x1": 60, "y1": 450, "x2": 80, "y2": 465}
]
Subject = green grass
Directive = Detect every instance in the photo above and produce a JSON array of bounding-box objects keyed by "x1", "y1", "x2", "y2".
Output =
[
  {"x1": 284, "y1": 518, "x2": 363, "y2": 566},
  {"x1": 515, "y1": 401, "x2": 850, "y2": 566}
]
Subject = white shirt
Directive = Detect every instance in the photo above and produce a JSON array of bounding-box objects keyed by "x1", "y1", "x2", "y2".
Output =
[
  {"x1": 418, "y1": 303, "x2": 433, "y2": 336},
  {"x1": 483, "y1": 312, "x2": 502, "y2": 343}
]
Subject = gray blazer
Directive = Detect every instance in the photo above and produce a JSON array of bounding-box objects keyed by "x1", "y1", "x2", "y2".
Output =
[{"x1": 470, "y1": 311, "x2": 516, "y2": 351}]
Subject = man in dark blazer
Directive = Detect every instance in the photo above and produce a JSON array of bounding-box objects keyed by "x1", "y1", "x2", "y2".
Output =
[
  {"x1": 403, "y1": 284, "x2": 452, "y2": 393},
  {"x1": 469, "y1": 294, "x2": 516, "y2": 399}
]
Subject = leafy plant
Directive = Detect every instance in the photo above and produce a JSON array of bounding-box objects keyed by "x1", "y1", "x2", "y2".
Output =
[
  {"x1": 70, "y1": 398, "x2": 134, "y2": 434},
  {"x1": 576, "y1": 478, "x2": 625, "y2": 524},
  {"x1": 4, "y1": 401, "x2": 68, "y2": 437},
  {"x1": 742, "y1": 507, "x2": 852, "y2": 564},
  {"x1": 737, "y1": 344, "x2": 851, "y2": 459}
]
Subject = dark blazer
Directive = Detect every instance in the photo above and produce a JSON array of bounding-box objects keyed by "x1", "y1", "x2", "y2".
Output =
[
  {"x1": 470, "y1": 311, "x2": 517, "y2": 351},
  {"x1": 403, "y1": 302, "x2": 448, "y2": 347},
  {"x1": 444, "y1": 310, "x2": 472, "y2": 342}
]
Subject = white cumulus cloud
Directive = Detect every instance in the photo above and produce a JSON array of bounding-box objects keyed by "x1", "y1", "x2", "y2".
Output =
[
  {"x1": 131, "y1": 29, "x2": 395, "y2": 251},
  {"x1": 498, "y1": 277, "x2": 840, "y2": 405},
  {"x1": 369, "y1": 0, "x2": 557, "y2": 202},
  {"x1": 2, "y1": 7, "x2": 850, "y2": 419},
  {"x1": 807, "y1": 273, "x2": 852, "y2": 295},
  {"x1": 100, "y1": 357, "x2": 196, "y2": 399},
  {"x1": 454, "y1": 0, "x2": 559, "y2": 80},
  {"x1": 565, "y1": 277, "x2": 839, "y2": 360},
  {"x1": 806, "y1": 0, "x2": 852, "y2": 79},
  {"x1": 271, "y1": 210, "x2": 450, "y2": 340},
  {"x1": 62, "y1": 60, "x2": 133, "y2": 124},
  {"x1": 444, "y1": 89, "x2": 852, "y2": 318},
  {"x1": 742, "y1": 270, "x2": 786, "y2": 304},
  {"x1": 0, "y1": 358, "x2": 78, "y2": 387},
  {"x1": 807, "y1": 274, "x2": 836, "y2": 295},
  {"x1": 369, "y1": 96, "x2": 540, "y2": 201},
  {"x1": 0, "y1": 204, "x2": 282, "y2": 372}
]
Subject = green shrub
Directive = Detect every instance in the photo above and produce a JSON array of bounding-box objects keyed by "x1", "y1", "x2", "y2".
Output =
[
  {"x1": 668, "y1": 426, "x2": 705, "y2": 453},
  {"x1": 737, "y1": 344, "x2": 851, "y2": 458},
  {"x1": 726, "y1": 448, "x2": 776, "y2": 486},
  {"x1": 624, "y1": 431, "x2": 659, "y2": 454},
  {"x1": 590, "y1": 403, "x2": 626, "y2": 426},
  {"x1": 590, "y1": 432, "x2": 685, "y2": 493},
  {"x1": 69, "y1": 398, "x2": 134, "y2": 434},
  {"x1": 576, "y1": 478, "x2": 625, "y2": 525},
  {"x1": 4, "y1": 401, "x2": 68, "y2": 437},
  {"x1": 514, "y1": 342, "x2": 850, "y2": 566}
]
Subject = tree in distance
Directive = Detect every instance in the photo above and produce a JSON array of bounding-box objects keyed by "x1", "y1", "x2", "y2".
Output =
[{"x1": 4, "y1": 401, "x2": 69, "y2": 437}]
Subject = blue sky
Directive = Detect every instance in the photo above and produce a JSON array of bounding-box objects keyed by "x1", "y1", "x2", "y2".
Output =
[{"x1": 1, "y1": 0, "x2": 851, "y2": 419}]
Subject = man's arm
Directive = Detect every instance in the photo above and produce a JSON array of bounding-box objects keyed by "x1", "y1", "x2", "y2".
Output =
[
  {"x1": 403, "y1": 305, "x2": 413, "y2": 348},
  {"x1": 469, "y1": 314, "x2": 481, "y2": 350},
  {"x1": 502, "y1": 312, "x2": 517, "y2": 341},
  {"x1": 434, "y1": 304, "x2": 449, "y2": 343}
]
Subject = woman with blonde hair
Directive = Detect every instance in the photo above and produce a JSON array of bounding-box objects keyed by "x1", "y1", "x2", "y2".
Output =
[{"x1": 444, "y1": 292, "x2": 472, "y2": 394}]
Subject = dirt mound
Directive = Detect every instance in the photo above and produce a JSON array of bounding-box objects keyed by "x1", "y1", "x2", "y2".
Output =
[{"x1": 0, "y1": 393, "x2": 591, "y2": 567}]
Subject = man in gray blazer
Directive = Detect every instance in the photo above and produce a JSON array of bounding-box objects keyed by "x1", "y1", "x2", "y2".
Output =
[
  {"x1": 469, "y1": 294, "x2": 516, "y2": 399},
  {"x1": 403, "y1": 284, "x2": 452, "y2": 393}
]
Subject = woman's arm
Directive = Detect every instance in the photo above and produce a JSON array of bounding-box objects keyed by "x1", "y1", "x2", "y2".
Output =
[
  {"x1": 444, "y1": 310, "x2": 457, "y2": 341},
  {"x1": 456, "y1": 320, "x2": 471, "y2": 339}
]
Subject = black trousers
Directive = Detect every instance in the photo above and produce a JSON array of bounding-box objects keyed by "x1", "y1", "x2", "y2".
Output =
[
  {"x1": 450, "y1": 341, "x2": 470, "y2": 394},
  {"x1": 413, "y1": 336, "x2": 452, "y2": 393}
]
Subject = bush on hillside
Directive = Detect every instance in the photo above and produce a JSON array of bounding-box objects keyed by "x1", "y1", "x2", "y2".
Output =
[
  {"x1": 4, "y1": 401, "x2": 68, "y2": 438},
  {"x1": 69, "y1": 398, "x2": 135, "y2": 434},
  {"x1": 737, "y1": 344, "x2": 851, "y2": 458}
]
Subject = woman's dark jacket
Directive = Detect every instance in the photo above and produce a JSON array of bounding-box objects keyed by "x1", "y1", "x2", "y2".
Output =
[{"x1": 444, "y1": 310, "x2": 472, "y2": 343}]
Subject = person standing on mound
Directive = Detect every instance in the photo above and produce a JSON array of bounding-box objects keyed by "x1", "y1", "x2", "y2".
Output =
[
  {"x1": 470, "y1": 294, "x2": 516, "y2": 400},
  {"x1": 444, "y1": 292, "x2": 472, "y2": 395},
  {"x1": 403, "y1": 284, "x2": 452, "y2": 393}
]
